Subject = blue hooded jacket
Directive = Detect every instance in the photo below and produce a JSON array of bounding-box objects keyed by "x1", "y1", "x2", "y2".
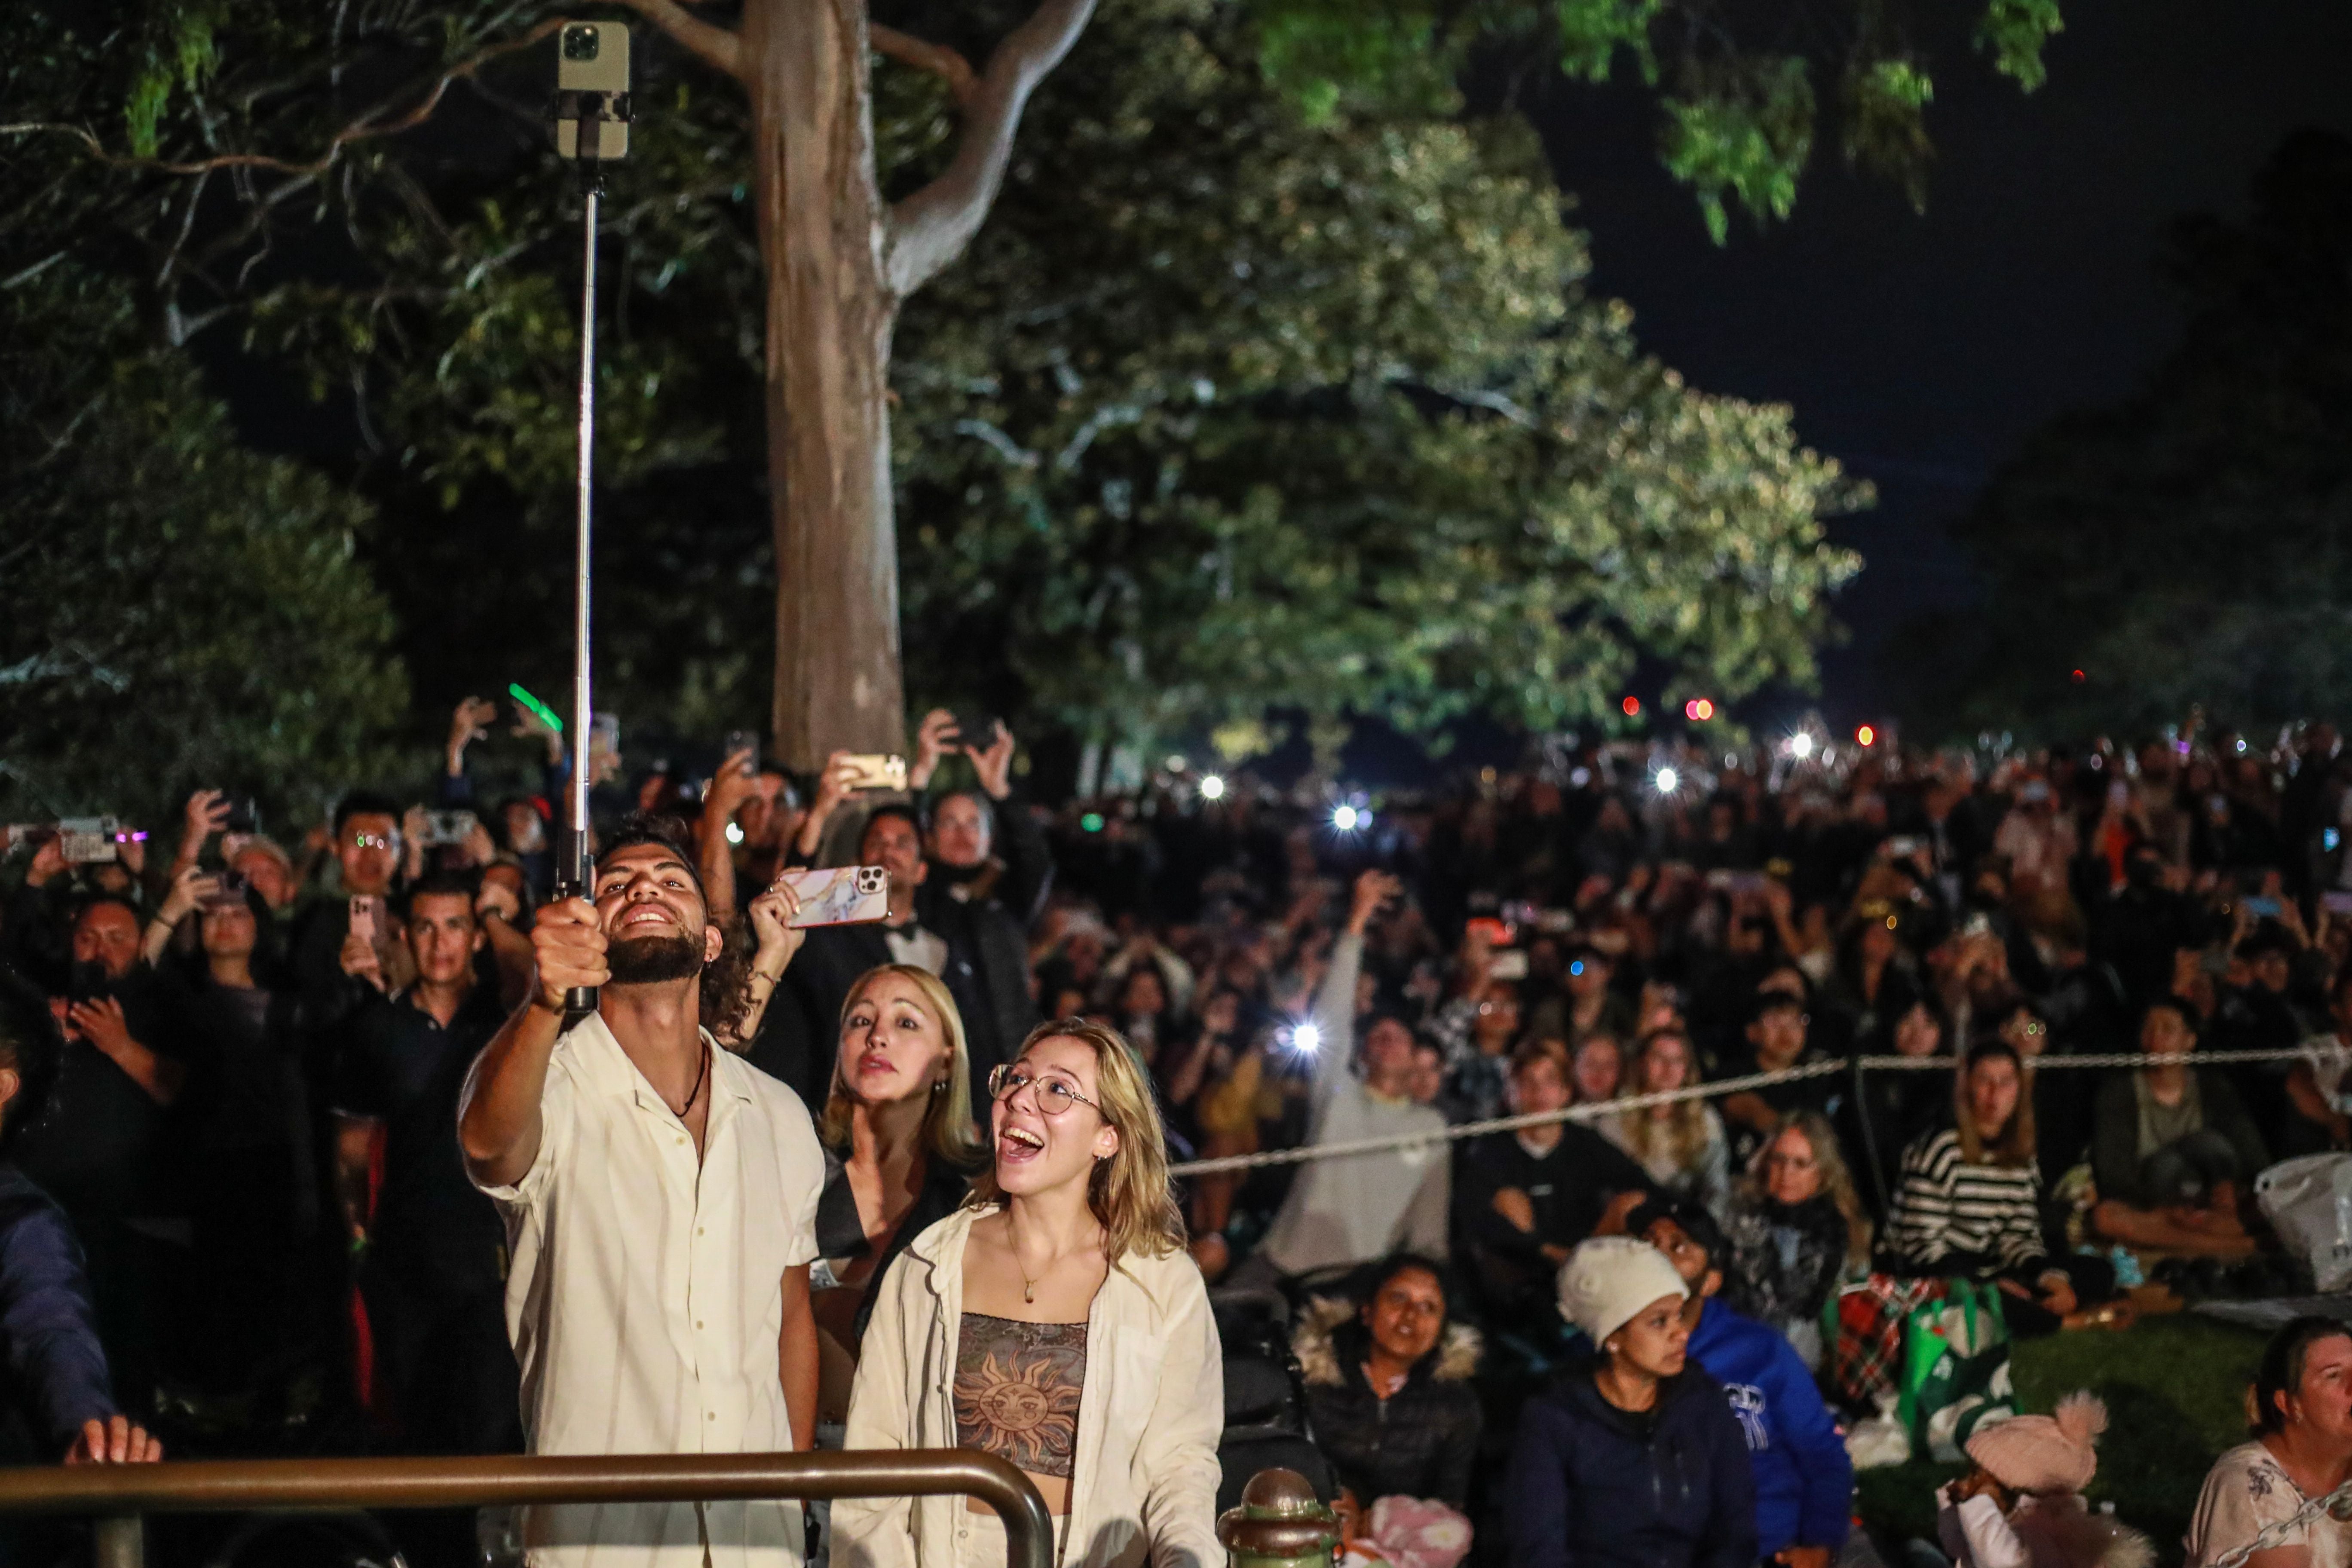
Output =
[
  {"x1": 1504, "y1": 1350, "x2": 1758, "y2": 1568},
  {"x1": 1685, "y1": 1296, "x2": 1852, "y2": 1556},
  {"x1": 0, "y1": 1163, "x2": 114, "y2": 1456}
]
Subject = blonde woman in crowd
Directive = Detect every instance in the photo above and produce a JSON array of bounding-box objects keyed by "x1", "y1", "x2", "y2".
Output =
[
  {"x1": 836, "y1": 1020, "x2": 1222, "y2": 1568},
  {"x1": 1604, "y1": 1028, "x2": 1730, "y2": 1216},
  {"x1": 1719, "y1": 1111, "x2": 1873, "y2": 1369},
  {"x1": 806, "y1": 966, "x2": 985, "y2": 1415}
]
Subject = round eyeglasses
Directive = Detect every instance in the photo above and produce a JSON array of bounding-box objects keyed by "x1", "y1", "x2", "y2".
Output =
[{"x1": 987, "y1": 1063, "x2": 1099, "y2": 1117}]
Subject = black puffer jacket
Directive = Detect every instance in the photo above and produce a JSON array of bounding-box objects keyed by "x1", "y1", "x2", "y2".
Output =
[{"x1": 1294, "y1": 1296, "x2": 1482, "y2": 1507}]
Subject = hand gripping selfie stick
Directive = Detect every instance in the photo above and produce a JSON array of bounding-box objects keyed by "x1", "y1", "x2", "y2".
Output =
[{"x1": 551, "y1": 21, "x2": 631, "y2": 1021}]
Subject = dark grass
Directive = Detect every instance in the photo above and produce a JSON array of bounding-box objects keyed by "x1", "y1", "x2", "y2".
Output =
[{"x1": 1855, "y1": 1313, "x2": 2266, "y2": 1565}]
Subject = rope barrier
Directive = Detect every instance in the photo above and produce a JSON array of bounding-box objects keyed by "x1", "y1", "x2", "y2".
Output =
[{"x1": 1167, "y1": 1044, "x2": 2324, "y2": 1177}]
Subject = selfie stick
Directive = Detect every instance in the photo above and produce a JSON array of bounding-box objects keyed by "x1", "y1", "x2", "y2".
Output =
[
  {"x1": 551, "y1": 22, "x2": 631, "y2": 1021},
  {"x1": 559, "y1": 173, "x2": 598, "y2": 1020}
]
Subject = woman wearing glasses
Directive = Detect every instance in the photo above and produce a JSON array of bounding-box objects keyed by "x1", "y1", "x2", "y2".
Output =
[
  {"x1": 1717, "y1": 1111, "x2": 1872, "y2": 1370},
  {"x1": 833, "y1": 1020, "x2": 1222, "y2": 1568}
]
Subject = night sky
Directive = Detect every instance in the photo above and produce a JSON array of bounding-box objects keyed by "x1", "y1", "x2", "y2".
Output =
[{"x1": 1513, "y1": 0, "x2": 2352, "y2": 728}]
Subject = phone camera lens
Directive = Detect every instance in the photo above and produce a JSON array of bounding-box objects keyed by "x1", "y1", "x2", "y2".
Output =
[{"x1": 562, "y1": 25, "x2": 600, "y2": 60}]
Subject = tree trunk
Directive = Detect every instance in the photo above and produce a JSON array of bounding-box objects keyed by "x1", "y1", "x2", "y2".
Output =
[{"x1": 745, "y1": 0, "x2": 905, "y2": 768}]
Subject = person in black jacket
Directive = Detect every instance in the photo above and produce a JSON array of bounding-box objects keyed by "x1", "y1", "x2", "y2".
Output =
[
  {"x1": 1454, "y1": 1041, "x2": 1654, "y2": 1336},
  {"x1": 1506, "y1": 1236, "x2": 1757, "y2": 1568},
  {"x1": 1293, "y1": 1256, "x2": 1482, "y2": 1518},
  {"x1": 752, "y1": 805, "x2": 995, "y2": 1112}
]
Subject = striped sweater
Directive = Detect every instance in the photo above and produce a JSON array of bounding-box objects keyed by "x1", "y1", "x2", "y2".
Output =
[{"x1": 1883, "y1": 1128, "x2": 2046, "y2": 1273}]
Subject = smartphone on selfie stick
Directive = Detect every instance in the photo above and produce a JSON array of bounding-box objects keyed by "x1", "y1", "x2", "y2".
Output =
[{"x1": 550, "y1": 19, "x2": 632, "y2": 1021}]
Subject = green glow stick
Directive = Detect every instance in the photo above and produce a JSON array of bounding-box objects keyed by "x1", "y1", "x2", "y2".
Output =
[{"x1": 508, "y1": 682, "x2": 564, "y2": 733}]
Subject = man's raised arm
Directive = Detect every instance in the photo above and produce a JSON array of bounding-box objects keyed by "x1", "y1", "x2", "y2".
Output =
[{"x1": 459, "y1": 894, "x2": 606, "y2": 1190}]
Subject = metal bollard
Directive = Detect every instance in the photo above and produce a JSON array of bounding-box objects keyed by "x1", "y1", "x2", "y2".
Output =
[
  {"x1": 1216, "y1": 1469, "x2": 1338, "y2": 1568},
  {"x1": 92, "y1": 1514, "x2": 142, "y2": 1568}
]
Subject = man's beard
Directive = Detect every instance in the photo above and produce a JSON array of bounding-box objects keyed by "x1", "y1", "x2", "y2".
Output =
[{"x1": 606, "y1": 932, "x2": 705, "y2": 984}]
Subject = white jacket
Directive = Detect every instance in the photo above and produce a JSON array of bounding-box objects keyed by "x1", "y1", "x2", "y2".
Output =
[{"x1": 833, "y1": 1204, "x2": 1224, "y2": 1568}]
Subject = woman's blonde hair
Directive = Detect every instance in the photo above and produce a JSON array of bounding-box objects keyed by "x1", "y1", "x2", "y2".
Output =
[
  {"x1": 967, "y1": 1017, "x2": 1186, "y2": 1263},
  {"x1": 1739, "y1": 1109, "x2": 1874, "y2": 1266},
  {"x1": 1615, "y1": 1029, "x2": 1714, "y2": 1172},
  {"x1": 821, "y1": 965, "x2": 982, "y2": 1167}
]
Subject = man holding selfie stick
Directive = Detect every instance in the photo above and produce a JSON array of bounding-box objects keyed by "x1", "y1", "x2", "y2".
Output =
[
  {"x1": 458, "y1": 817, "x2": 824, "y2": 1568},
  {"x1": 454, "y1": 29, "x2": 826, "y2": 1568}
]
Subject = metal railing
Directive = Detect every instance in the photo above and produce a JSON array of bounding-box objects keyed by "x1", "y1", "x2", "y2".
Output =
[{"x1": 0, "y1": 1450, "x2": 1053, "y2": 1568}]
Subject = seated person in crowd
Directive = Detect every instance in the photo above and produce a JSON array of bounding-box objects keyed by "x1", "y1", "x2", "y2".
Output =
[
  {"x1": 2090, "y1": 997, "x2": 2266, "y2": 1257},
  {"x1": 1433, "y1": 977, "x2": 1519, "y2": 1125},
  {"x1": 1721, "y1": 990, "x2": 1838, "y2": 1170},
  {"x1": 2286, "y1": 968, "x2": 2352, "y2": 1155},
  {"x1": 1292, "y1": 1256, "x2": 1481, "y2": 1531},
  {"x1": 1633, "y1": 1198, "x2": 1852, "y2": 1568},
  {"x1": 1561, "y1": 941, "x2": 1638, "y2": 1045},
  {"x1": 1455, "y1": 1039, "x2": 1653, "y2": 1335},
  {"x1": 1847, "y1": 999, "x2": 1953, "y2": 1212},
  {"x1": 1242, "y1": 873, "x2": 1449, "y2": 1281},
  {"x1": 1506, "y1": 1237, "x2": 1756, "y2": 1568},
  {"x1": 1603, "y1": 1027, "x2": 1730, "y2": 1216},
  {"x1": 2187, "y1": 1315, "x2": 2352, "y2": 1568},
  {"x1": 1720, "y1": 1111, "x2": 1872, "y2": 1371},
  {"x1": 1883, "y1": 1041, "x2": 2112, "y2": 1337},
  {"x1": 1569, "y1": 1032, "x2": 1625, "y2": 1106}
]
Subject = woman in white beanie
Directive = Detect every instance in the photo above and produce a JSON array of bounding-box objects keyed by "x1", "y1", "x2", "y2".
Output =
[{"x1": 1503, "y1": 1237, "x2": 1759, "y2": 1568}]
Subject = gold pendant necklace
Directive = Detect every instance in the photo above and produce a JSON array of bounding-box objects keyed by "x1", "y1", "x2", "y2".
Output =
[{"x1": 1009, "y1": 1213, "x2": 1041, "y2": 1305}]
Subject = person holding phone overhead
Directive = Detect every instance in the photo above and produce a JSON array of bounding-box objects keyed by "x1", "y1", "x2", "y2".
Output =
[
  {"x1": 757, "y1": 784, "x2": 1004, "y2": 1115},
  {"x1": 289, "y1": 790, "x2": 411, "y2": 1038},
  {"x1": 458, "y1": 814, "x2": 826, "y2": 1568},
  {"x1": 832, "y1": 1018, "x2": 1221, "y2": 1568}
]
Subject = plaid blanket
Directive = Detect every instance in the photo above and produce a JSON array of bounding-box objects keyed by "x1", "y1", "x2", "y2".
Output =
[{"x1": 1828, "y1": 1274, "x2": 1948, "y2": 1407}]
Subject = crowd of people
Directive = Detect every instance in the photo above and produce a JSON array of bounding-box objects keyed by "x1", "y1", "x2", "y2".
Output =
[{"x1": 8, "y1": 701, "x2": 2352, "y2": 1565}]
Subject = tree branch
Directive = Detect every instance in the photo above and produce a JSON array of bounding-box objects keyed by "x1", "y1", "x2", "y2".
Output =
[
  {"x1": 870, "y1": 25, "x2": 978, "y2": 108},
  {"x1": 882, "y1": 0, "x2": 1098, "y2": 299},
  {"x1": 603, "y1": 0, "x2": 744, "y2": 81},
  {"x1": 0, "y1": 17, "x2": 567, "y2": 178}
]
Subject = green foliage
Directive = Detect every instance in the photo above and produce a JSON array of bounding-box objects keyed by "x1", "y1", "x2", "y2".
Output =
[
  {"x1": 1897, "y1": 130, "x2": 2352, "y2": 739},
  {"x1": 124, "y1": 1, "x2": 225, "y2": 157},
  {"x1": 1844, "y1": 58, "x2": 1935, "y2": 211},
  {"x1": 1660, "y1": 58, "x2": 1815, "y2": 246},
  {"x1": 1244, "y1": 0, "x2": 2070, "y2": 241},
  {"x1": 3, "y1": 0, "x2": 1862, "y2": 763},
  {"x1": 1976, "y1": 0, "x2": 2064, "y2": 92},
  {"x1": 1555, "y1": 0, "x2": 1661, "y2": 85},
  {"x1": 893, "y1": 0, "x2": 1862, "y2": 741},
  {"x1": 1251, "y1": 0, "x2": 1455, "y2": 123},
  {"x1": 0, "y1": 268, "x2": 407, "y2": 826}
]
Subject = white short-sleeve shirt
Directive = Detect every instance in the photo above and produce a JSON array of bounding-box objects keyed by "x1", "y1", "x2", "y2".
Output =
[
  {"x1": 2187, "y1": 1440, "x2": 2352, "y2": 1568},
  {"x1": 465, "y1": 1014, "x2": 825, "y2": 1568}
]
